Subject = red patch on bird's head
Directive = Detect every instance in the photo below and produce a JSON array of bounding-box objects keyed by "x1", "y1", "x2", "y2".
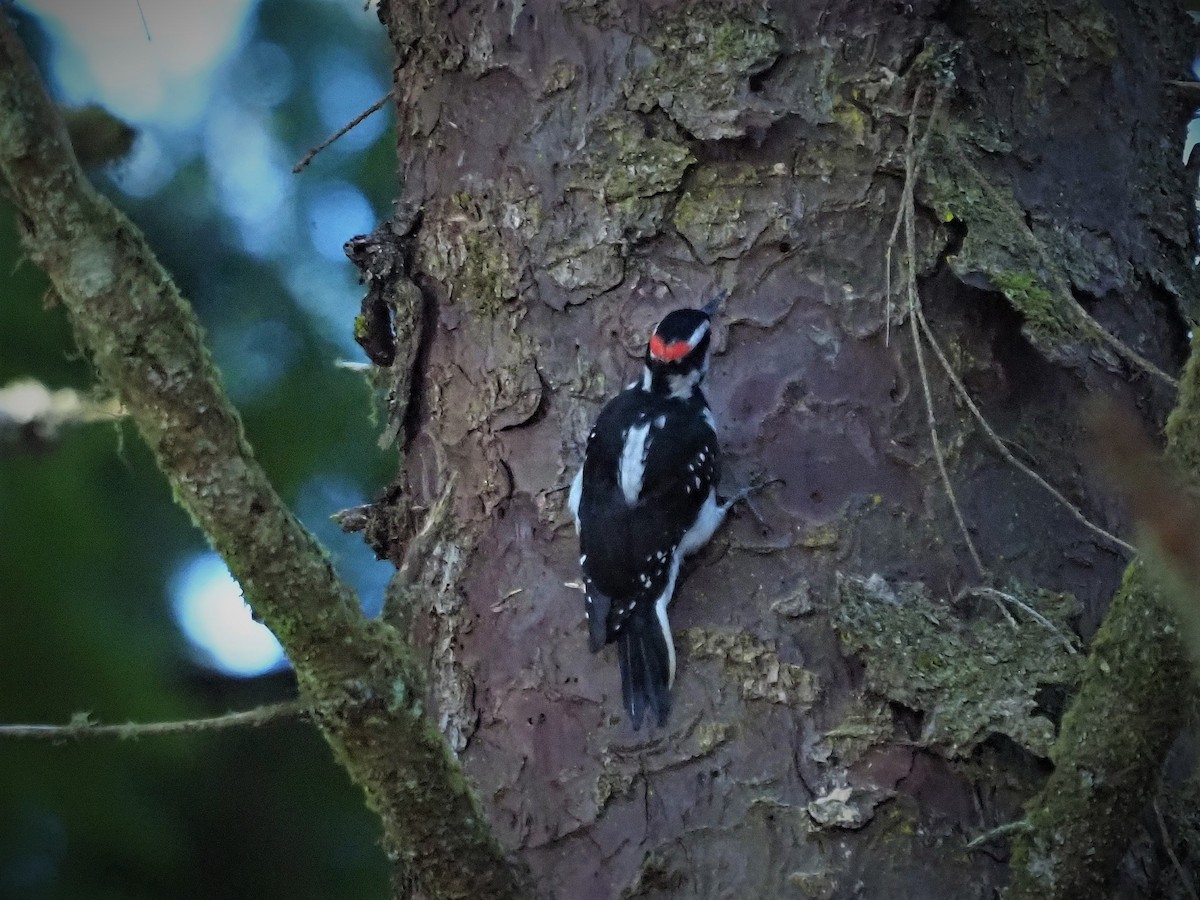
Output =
[{"x1": 649, "y1": 334, "x2": 691, "y2": 362}]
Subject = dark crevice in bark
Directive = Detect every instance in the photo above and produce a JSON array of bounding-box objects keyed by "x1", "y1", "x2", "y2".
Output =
[
  {"x1": 497, "y1": 367, "x2": 551, "y2": 433},
  {"x1": 1030, "y1": 682, "x2": 1069, "y2": 729},
  {"x1": 402, "y1": 270, "x2": 439, "y2": 447},
  {"x1": 888, "y1": 700, "x2": 927, "y2": 742},
  {"x1": 1148, "y1": 277, "x2": 1195, "y2": 376},
  {"x1": 746, "y1": 53, "x2": 785, "y2": 96}
]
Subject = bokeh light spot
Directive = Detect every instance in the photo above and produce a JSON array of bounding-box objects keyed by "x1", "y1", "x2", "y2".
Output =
[
  {"x1": 170, "y1": 552, "x2": 287, "y2": 677},
  {"x1": 306, "y1": 181, "x2": 375, "y2": 261}
]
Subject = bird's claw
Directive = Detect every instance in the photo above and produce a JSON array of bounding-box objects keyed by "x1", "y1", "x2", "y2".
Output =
[{"x1": 723, "y1": 475, "x2": 783, "y2": 526}]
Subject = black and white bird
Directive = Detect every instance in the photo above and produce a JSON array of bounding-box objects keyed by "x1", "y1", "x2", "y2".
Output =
[{"x1": 568, "y1": 296, "x2": 745, "y2": 730}]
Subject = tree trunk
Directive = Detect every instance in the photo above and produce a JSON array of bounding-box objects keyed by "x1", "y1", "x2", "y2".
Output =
[{"x1": 374, "y1": 1, "x2": 1199, "y2": 896}]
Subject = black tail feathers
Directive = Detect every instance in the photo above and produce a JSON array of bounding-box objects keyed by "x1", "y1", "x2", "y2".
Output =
[
  {"x1": 616, "y1": 602, "x2": 672, "y2": 730},
  {"x1": 585, "y1": 587, "x2": 610, "y2": 653}
]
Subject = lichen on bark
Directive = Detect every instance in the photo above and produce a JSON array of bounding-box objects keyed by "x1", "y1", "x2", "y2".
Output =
[
  {"x1": 837, "y1": 574, "x2": 1081, "y2": 758},
  {"x1": 672, "y1": 162, "x2": 790, "y2": 264},
  {"x1": 543, "y1": 112, "x2": 694, "y2": 296},
  {"x1": 623, "y1": 7, "x2": 780, "y2": 140}
]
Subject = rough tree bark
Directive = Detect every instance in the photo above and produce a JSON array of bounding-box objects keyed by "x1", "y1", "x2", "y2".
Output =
[{"x1": 371, "y1": 1, "x2": 1200, "y2": 897}]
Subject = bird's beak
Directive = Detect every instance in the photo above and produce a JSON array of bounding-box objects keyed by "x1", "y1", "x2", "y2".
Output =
[{"x1": 701, "y1": 289, "x2": 728, "y2": 318}]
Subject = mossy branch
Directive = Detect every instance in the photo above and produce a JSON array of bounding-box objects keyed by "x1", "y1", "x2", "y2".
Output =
[{"x1": 0, "y1": 17, "x2": 527, "y2": 900}]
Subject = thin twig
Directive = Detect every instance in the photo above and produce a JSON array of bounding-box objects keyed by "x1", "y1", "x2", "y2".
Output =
[
  {"x1": 292, "y1": 89, "x2": 395, "y2": 173},
  {"x1": 906, "y1": 219, "x2": 984, "y2": 576},
  {"x1": 1070, "y1": 299, "x2": 1179, "y2": 389},
  {"x1": 899, "y1": 88, "x2": 985, "y2": 579},
  {"x1": 966, "y1": 818, "x2": 1032, "y2": 850},
  {"x1": 884, "y1": 84, "x2": 925, "y2": 347},
  {"x1": 888, "y1": 78, "x2": 1135, "y2": 559},
  {"x1": 885, "y1": 83, "x2": 947, "y2": 346},
  {"x1": 134, "y1": 0, "x2": 152, "y2": 41},
  {"x1": 913, "y1": 302, "x2": 1136, "y2": 555},
  {"x1": 0, "y1": 700, "x2": 308, "y2": 741},
  {"x1": 983, "y1": 589, "x2": 1020, "y2": 629},
  {"x1": 959, "y1": 586, "x2": 1080, "y2": 654}
]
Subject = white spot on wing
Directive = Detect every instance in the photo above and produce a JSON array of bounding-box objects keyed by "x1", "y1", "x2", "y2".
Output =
[{"x1": 702, "y1": 407, "x2": 716, "y2": 431}]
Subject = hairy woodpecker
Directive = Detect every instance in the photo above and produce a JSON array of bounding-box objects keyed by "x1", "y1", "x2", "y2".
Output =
[{"x1": 568, "y1": 298, "x2": 740, "y2": 730}]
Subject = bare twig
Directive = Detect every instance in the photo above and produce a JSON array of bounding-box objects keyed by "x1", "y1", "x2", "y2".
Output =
[
  {"x1": 966, "y1": 818, "x2": 1032, "y2": 850},
  {"x1": 134, "y1": 0, "x2": 151, "y2": 41},
  {"x1": 958, "y1": 586, "x2": 1080, "y2": 654},
  {"x1": 913, "y1": 303, "x2": 1136, "y2": 556},
  {"x1": 0, "y1": 700, "x2": 308, "y2": 741},
  {"x1": 1070, "y1": 299, "x2": 1179, "y2": 389},
  {"x1": 906, "y1": 214, "x2": 984, "y2": 576},
  {"x1": 979, "y1": 588, "x2": 1020, "y2": 628},
  {"x1": 293, "y1": 89, "x2": 395, "y2": 173},
  {"x1": 885, "y1": 83, "x2": 947, "y2": 345},
  {"x1": 887, "y1": 80, "x2": 1135, "y2": 562},
  {"x1": 898, "y1": 87, "x2": 985, "y2": 578},
  {"x1": 884, "y1": 84, "x2": 925, "y2": 348}
]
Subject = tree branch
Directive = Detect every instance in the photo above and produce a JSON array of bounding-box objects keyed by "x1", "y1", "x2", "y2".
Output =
[
  {"x1": 0, "y1": 17, "x2": 526, "y2": 900},
  {"x1": 293, "y1": 89, "x2": 394, "y2": 173},
  {"x1": 0, "y1": 701, "x2": 308, "y2": 740}
]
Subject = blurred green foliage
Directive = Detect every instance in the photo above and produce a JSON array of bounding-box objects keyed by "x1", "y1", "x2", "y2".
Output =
[{"x1": 0, "y1": 1, "x2": 399, "y2": 896}]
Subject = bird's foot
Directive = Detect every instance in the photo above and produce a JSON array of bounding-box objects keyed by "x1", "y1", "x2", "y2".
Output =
[{"x1": 721, "y1": 475, "x2": 783, "y2": 526}]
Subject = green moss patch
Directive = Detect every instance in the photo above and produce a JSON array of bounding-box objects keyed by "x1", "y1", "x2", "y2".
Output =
[
  {"x1": 836, "y1": 574, "x2": 1081, "y2": 757},
  {"x1": 672, "y1": 162, "x2": 788, "y2": 263},
  {"x1": 419, "y1": 188, "x2": 539, "y2": 317},
  {"x1": 545, "y1": 114, "x2": 694, "y2": 293},
  {"x1": 923, "y1": 129, "x2": 1093, "y2": 356}
]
